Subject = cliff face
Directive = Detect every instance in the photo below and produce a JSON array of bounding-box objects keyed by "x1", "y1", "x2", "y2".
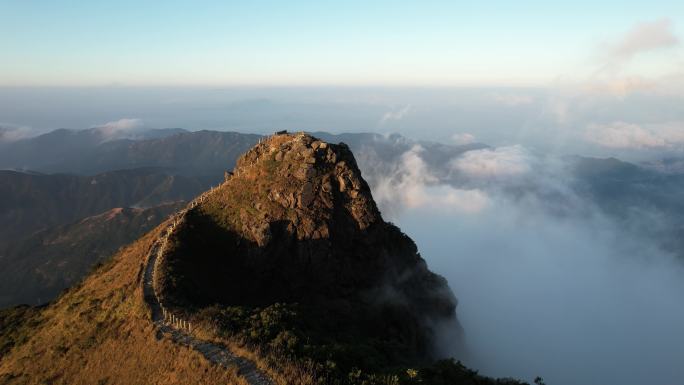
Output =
[{"x1": 159, "y1": 132, "x2": 461, "y2": 359}]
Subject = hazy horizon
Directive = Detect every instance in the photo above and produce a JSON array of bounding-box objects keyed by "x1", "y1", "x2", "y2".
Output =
[{"x1": 2, "y1": 83, "x2": 684, "y2": 164}]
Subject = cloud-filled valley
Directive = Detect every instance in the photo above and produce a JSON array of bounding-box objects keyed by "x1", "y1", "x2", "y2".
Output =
[{"x1": 358, "y1": 141, "x2": 684, "y2": 385}]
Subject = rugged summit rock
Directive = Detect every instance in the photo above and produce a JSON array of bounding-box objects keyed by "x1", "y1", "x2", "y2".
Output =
[{"x1": 159, "y1": 132, "x2": 461, "y2": 359}]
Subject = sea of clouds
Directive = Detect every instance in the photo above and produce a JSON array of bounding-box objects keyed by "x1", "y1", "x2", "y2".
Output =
[{"x1": 359, "y1": 141, "x2": 684, "y2": 385}]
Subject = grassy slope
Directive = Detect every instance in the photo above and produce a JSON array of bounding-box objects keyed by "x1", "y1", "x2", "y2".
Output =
[{"x1": 0, "y1": 227, "x2": 246, "y2": 385}]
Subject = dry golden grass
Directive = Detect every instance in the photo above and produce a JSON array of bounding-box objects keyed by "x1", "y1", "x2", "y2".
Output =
[
  {"x1": 0, "y1": 225, "x2": 248, "y2": 385},
  {"x1": 228, "y1": 340, "x2": 318, "y2": 385},
  {"x1": 190, "y1": 321, "x2": 319, "y2": 385}
]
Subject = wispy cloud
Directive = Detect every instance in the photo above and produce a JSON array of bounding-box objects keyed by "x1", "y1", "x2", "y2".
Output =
[
  {"x1": 451, "y1": 146, "x2": 532, "y2": 178},
  {"x1": 379, "y1": 104, "x2": 411, "y2": 124},
  {"x1": 608, "y1": 18, "x2": 680, "y2": 63},
  {"x1": 451, "y1": 133, "x2": 475, "y2": 145},
  {"x1": 587, "y1": 18, "x2": 682, "y2": 97},
  {"x1": 91, "y1": 118, "x2": 143, "y2": 139},
  {"x1": 0, "y1": 123, "x2": 34, "y2": 142}
]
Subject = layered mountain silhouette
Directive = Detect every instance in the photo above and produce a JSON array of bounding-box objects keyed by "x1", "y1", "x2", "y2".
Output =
[
  {"x1": 0, "y1": 129, "x2": 481, "y2": 178},
  {"x1": 0, "y1": 129, "x2": 259, "y2": 176},
  {"x1": 0, "y1": 133, "x2": 526, "y2": 385},
  {"x1": 0, "y1": 168, "x2": 210, "y2": 249},
  {"x1": 0, "y1": 203, "x2": 183, "y2": 308}
]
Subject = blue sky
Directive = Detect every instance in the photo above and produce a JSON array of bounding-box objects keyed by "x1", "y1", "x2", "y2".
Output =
[{"x1": 1, "y1": 1, "x2": 682, "y2": 86}]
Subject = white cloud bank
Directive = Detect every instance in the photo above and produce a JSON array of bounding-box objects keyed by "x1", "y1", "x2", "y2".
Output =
[
  {"x1": 402, "y1": 200, "x2": 684, "y2": 385},
  {"x1": 363, "y1": 140, "x2": 684, "y2": 385},
  {"x1": 451, "y1": 146, "x2": 532, "y2": 178},
  {"x1": 585, "y1": 121, "x2": 684, "y2": 149},
  {"x1": 372, "y1": 145, "x2": 489, "y2": 215}
]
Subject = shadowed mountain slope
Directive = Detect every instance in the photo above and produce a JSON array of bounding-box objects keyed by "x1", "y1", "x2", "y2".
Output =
[
  {"x1": 0, "y1": 226, "x2": 248, "y2": 385},
  {"x1": 0, "y1": 168, "x2": 210, "y2": 248},
  {"x1": 0, "y1": 203, "x2": 184, "y2": 308}
]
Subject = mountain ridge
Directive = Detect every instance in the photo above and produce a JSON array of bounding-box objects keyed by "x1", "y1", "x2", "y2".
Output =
[{"x1": 0, "y1": 168, "x2": 211, "y2": 249}]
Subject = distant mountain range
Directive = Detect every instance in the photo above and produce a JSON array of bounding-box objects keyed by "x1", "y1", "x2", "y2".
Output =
[
  {"x1": 568, "y1": 156, "x2": 684, "y2": 258},
  {"x1": 0, "y1": 168, "x2": 213, "y2": 248},
  {"x1": 0, "y1": 128, "x2": 481, "y2": 177},
  {"x1": 0, "y1": 128, "x2": 259, "y2": 176}
]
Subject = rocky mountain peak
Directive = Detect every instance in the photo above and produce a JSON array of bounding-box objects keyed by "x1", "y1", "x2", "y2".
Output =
[
  {"x1": 223, "y1": 132, "x2": 381, "y2": 244},
  {"x1": 157, "y1": 132, "x2": 460, "y2": 359}
]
